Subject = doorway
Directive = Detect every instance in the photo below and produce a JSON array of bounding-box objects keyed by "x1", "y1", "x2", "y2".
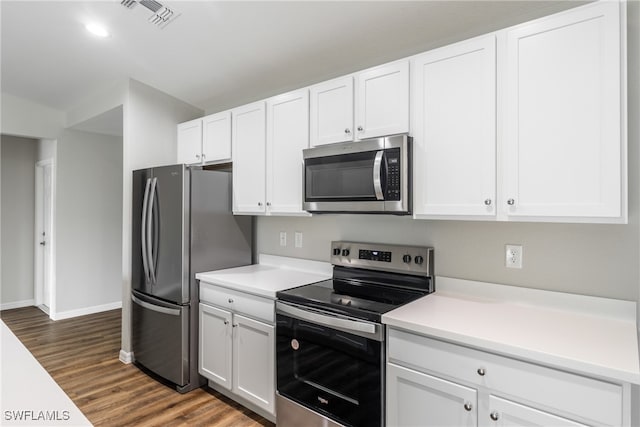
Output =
[{"x1": 35, "y1": 159, "x2": 55, "y2": 315}]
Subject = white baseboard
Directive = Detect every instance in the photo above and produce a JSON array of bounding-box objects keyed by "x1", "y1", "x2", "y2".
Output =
[
  {"x1": 52, "y1": 301, "x2": 122, "y2": 321},
  {"x1": 119, "y1": 350, "x2": 133, "y2": 364},
  {"x1": 0, "y1": 299, "x2": 35, "y2": 311}
]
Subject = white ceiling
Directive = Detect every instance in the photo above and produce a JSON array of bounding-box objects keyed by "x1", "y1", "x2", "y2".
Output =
[{"x1": 1, "y1": 1, "x2": 587, "y2": 124}]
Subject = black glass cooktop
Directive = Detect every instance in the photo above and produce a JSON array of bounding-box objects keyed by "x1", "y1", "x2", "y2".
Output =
[{"x1": 277, "y1": 274, "x2": 431, "y2": 323}]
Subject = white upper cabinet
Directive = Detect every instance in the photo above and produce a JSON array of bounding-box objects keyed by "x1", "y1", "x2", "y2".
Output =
[
  {"x1": 202, "y1": 111, "x2": 232, "y2": 164},
  {"x1": 412, "y1": 35, "x2": 496, "y2": 219},
  {"x1": 177, "y1": 111, "x2": 232, "y2": 165},
  {"x1": 356, "y1": 60, "x2": 409, "y2": 140},
  {"x1": 310, "y1": 76, "x2": 354, "y2": 146},
  {"x1": 310, "y1": 61, "x2": 409, "y2": 146},
  {"x1": 503, "y1": 1, "x2": 625, "y2": 222},
  {"x1": 266, "y1": 89, "x2": 310, "y2": 215},
  {"x1": 177, "y1": 118, "x2": 203, "y2": 165},
  {"x1": 232, "y1": 101, "x2": 266, "y2": 214}
]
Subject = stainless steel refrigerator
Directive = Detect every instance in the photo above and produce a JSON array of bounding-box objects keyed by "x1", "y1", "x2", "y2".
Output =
[{"x1": 131, "y1": 164, "x2": 252, "y2": 393}]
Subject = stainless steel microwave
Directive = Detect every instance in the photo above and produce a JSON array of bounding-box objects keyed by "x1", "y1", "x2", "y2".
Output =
[{"x1": 303, "y1": 134, "x2": 411, "y2": 215}]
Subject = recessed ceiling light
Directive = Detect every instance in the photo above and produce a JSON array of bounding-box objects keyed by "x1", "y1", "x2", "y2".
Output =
[{"x1": 85, "y1": 23, "x2": 110, "y2": 38}]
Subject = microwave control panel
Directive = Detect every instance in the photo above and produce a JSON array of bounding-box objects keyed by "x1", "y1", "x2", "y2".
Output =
[{"x1": 384, "y1": 149, "x2": 401, "y2": 201}]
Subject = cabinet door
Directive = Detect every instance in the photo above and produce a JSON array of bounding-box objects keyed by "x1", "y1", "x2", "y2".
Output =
[
  {"x1": 232, "y1": 314, "x2": 275, "y2": 415},
  {"x1": 504, "y1": 1, "x2": 624, "y2": 222},
  {"x1": 387, "y1": 363, "x2": 477, "y2": 427},
  {"x1": 309, "y1": 76, "x2": 354, "y2": 146},
  {"x1": 266, "y1": 89, "x2": 310, "y2": 215},
  {"x1": 202, "y1": 111, "x2": 232, "y2": 163},
  {"x1": 356, "y1": 61, "x2": 409, "y2": 140},
  {"x1": 177, "y1": 118, "x2": 203, "y2": 165},
  {"x1": 232, "y1": 101, "x2": 266, "y2": 214},
  {"x1": 485, "y1": 395, "x2": 588, "y2": 427},
  {"x1": 199, "y1": 303, "x2": 232, "y2": 390},
  {"x1": 412, "y1": 36, "x2": 496, "y2": 219}
]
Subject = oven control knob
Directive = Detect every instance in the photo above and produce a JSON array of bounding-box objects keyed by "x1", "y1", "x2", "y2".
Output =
[
  {"x1": 414, "y1": 255, "x2": 424, "y2": 265},
  {"x1": 402, "y1": 254, "x2": 412, "y2": 264},
  {"x1": 341, "y1": 249, "x2": 350, "y2": 257},
  {"x1": 333, "y1": 248, "x2": 341, "y2": 256}
]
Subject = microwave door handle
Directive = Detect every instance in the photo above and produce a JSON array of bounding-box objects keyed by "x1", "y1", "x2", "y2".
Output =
[
  {"x1": 141, "y1": 178, "x2": 151, "y2": 283},
  {"x1": 373, "y1": 150, "x2": 384, "y2": 200}
]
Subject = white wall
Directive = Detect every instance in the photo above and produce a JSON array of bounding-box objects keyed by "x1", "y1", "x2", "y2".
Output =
[
  {"x1": 120, "y1": 79, "x2": 203, "y2": 353},
  {"x1": 54, "y1": 129, "x2": 122, "y2": 315},
  {"x1": 0, "y1": 135, "x2": 37, "y2": 308},
  {"x1": 0, "y1": 93, "x2": 65, "y2": 138}
]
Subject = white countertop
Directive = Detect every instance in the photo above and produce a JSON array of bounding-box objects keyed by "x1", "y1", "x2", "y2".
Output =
[
  {"x1": 0, "y1": 321, "x2": 91, "y2": 426},
  {"x1": 196, "y1": 254, "x2": 332, "y2": 299},
  {"x1": 382, "y1": 277, "x2": 640, "y2": 385}
]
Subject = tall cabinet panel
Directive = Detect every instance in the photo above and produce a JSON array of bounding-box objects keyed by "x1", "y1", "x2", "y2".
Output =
[
  {"x1": 177, "y1": 118, "x2": 203, "y2": 165},
  {"x1": 232, "y1": 101, "x2": 266, "y2": 214},
  {"x1": 266, "y1": 89, "x2": 310, "y2": 215},
  {"x1": 503, "y1": 1, "x2": 624, "y2": 221},
  {"x1": 412, "y1": 36, "x2": 496, "y2": 219}
]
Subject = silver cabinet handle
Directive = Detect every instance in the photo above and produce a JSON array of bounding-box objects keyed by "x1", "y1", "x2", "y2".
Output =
[
  {"x1": 232, "y1": 324, "x2": 238, "y2": 328},
  {"x1": 507, "y1": 198, "x2": 515, "y2": 206},
  {"x1": 477, "y1": 368, "x2": 486, "y2": 376},
  {"x1": 490, "y1": 411, "x2": 499, "y2": 421},
  {"x1": 223, "y1": 320, "x2": 229, "y2": 325},
  {"x1": 357, "y1": 126, "x2": 364, "y2": 131},
  {"x1": 373, "y1": 150, "x2": 384, "y2": 200},
  {"x1": 484, "y1": 199, "x2": 492, "y2": 206},
  {"x1": 196, "y1": 154, "x2": 201, "y2": 159},
  {"x1": 344, "y1": 128, "x2": 351, "y2": 134},
  {"x1": 258, "y1": 202, "x2": 263, "y2": 207},
  {"x1": 266, "y1": 202, "x2": 271, "y2": 206},
  {"x1": 464, "y1": 402, "x2": 472, "y2": 411},
  {"x1": 202, "y1": 153, "x2": 206, "y2": 159},
  {"x1": 40, "y1": 241, "x2": 46, "y2": 246},
  {"x1": 228, "y1": 298, "x2": 234, "y2": 303}
]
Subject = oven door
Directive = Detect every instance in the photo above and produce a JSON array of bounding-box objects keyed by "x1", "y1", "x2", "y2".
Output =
[{"x1": 276, "y1": 301, "x2": 384, "y2": 427}]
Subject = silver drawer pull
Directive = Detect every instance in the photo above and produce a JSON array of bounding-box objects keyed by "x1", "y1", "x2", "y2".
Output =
[
  {"x1": 228, "y1": 298, "x2": 234, "y2": 303},
  {"x1": 490, "y1": 411, "x2": 499, "y2": 421},
  {"x1": 477, "y1": 368, "x2": 486, "y2": 376},
  {"x1": 464, "y1": 402, "x2": 472, "y2": 411}
]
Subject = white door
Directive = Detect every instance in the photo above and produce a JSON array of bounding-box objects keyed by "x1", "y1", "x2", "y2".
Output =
[
  {"x1": 503, "y1": 1, "x2": 623, "y2": 221},
  {"x1": 232, "y1": 314, "x2": 275, "y2": 415},
  {"x1": 309, "y1": 76, "x2": 354, "y2": 146},
  {"x1": 266, "y1": 89, "x2": 310, "y2": 215},
  {"x1": 387, "y1": 363, "x2": 477, "y2": 427},
  {"x1": 232, "y1": 101, "x2": 266, "y2": 214},
  {"x1": 35, "y1": 160, "x2": 54, "y2": 313},
  {"x1": 202, "y1": 111, "x2": 232, "y2": 164},
  {"x1": 199, "y1": 303, "x2": 233, "y2": 390},
  {"x1": 355, "y1": 61, "x2": 409, "y2": 140},
  {"x1": 486, "y1": 395, "x2": 588, "y2": 427},
  {"x1": 177, "y1": 118, "x2": 203, "y2": 165},
  {"x1": 412, "y1": 36, "x2": 496, "y2": 219}
]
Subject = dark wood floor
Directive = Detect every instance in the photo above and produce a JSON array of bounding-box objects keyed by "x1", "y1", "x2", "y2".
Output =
[{"x1": 1, "y1": 307, "x2": 275, "y2": 427}]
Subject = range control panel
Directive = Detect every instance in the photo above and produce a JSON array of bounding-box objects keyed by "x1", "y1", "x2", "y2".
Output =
[{"x1": 330, "y1": 241, "x2": 433, "y2": 277}]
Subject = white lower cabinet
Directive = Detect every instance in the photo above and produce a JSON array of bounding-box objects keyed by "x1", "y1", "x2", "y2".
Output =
[
  {"x1": 386, "y1": 328, "x2": 627, "y2": 427},
  {"x1": 199, "y1": 296, "x2": 275, "y2": 417}
]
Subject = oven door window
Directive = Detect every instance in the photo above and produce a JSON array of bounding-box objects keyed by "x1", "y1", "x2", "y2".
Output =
[
  {"x1": 304, "y1": 151, "x2": 382, "y2": 202},
  {"x1": 276, "y1": 314, "x2": 382, "y2": 427}
]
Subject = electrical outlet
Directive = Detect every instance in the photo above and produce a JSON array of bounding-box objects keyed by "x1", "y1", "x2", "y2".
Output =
[
  {"x1": 295, "y1": 232, "x2": 303, "y2": 248},
  {"x1": 279, "y1": 231, "x2": 287, "y2": 247},
  {"x1": 505, "y1": 244, "x2": 523, "y2": 269}
]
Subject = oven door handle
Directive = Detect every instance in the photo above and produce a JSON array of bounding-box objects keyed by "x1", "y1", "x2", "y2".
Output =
[{"x1": 276, "y1": 301, "x2": 383, "y2": 341}]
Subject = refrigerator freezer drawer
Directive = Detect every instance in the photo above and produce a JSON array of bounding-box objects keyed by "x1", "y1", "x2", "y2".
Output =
[{"x1": 132, "y1": 291, "x2": 189, "y2": 387}]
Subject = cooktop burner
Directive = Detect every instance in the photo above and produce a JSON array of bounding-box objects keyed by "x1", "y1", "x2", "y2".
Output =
[{"x1": 276, "y1": 241, "x2": 434, "y2": 323}]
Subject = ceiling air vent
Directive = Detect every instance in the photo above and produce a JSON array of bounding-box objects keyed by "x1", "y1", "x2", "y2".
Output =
[{"x1": 120, "y1": 0, "x2": 180, "y2": 29}]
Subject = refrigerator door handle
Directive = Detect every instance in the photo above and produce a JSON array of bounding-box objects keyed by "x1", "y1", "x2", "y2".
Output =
[
  {"x1": 147, "y1": 177, "x2": 158, "y2": 284},
  {"x1": 131, "y1": 294, "x2": 180, "y2": 316},
  {"x1": 141, "y1": 178, "x2": 152, "y2": 283}
]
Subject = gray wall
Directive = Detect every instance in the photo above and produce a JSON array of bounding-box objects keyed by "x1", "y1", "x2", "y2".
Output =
[
  {"x1": 0, "y1": 135, "x2": 37, "y2": 306},
  {"x1": 55, "y1": 129, "x2": 122, "y2": 313}
]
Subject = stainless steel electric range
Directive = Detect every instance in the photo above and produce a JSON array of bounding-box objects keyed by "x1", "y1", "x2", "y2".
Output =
[{"x1": 275, "y1": 241, "x2": 434, "y2": 427}]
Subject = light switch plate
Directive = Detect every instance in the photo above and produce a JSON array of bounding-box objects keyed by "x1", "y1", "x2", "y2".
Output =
[
  {"x1": 295, "y1": 232, "x2": 303, "y2": 248},
  {"x1": 279, "y1": 231, "x2": 287, "y2": 247}
]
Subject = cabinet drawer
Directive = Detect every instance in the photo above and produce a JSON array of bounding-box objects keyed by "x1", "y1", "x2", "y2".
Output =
[
  {"x1": 388, "y1": 329, "x2": 622, "y2": 426},
  {"x1": 200, "y1": 283, "x2": 274, "y2": 323}
]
